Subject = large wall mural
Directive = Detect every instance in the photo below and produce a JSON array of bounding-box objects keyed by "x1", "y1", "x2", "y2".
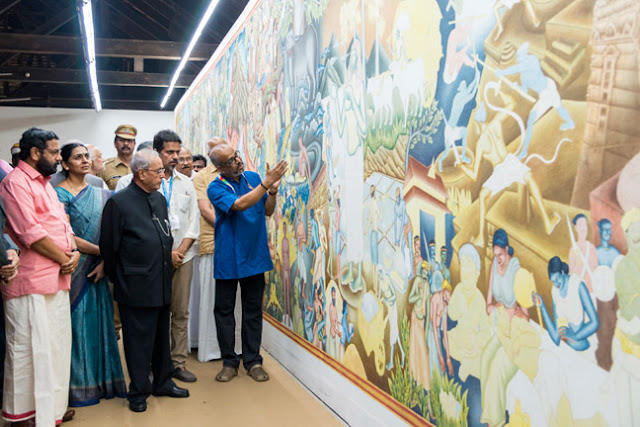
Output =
[{"x1": 176, "y1": 0, "x2": 640, "y2": 425}]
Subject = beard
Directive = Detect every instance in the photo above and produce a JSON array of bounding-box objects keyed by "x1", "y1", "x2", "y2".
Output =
[{"x1": 36, "y1": 157, "x2": 58, "y2": 177}]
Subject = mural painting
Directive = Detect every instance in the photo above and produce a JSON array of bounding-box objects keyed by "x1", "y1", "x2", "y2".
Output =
[{"x1": 176, "y1": 0, "x2": 640, "y2": 425}]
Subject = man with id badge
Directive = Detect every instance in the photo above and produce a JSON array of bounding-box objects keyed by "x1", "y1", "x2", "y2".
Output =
[
  {"x1": 207, "y1": 143, "x2": 287, "y2": 383},
  {"x1": 153, "y1": 130, "x2": 200, "y2": 383}
]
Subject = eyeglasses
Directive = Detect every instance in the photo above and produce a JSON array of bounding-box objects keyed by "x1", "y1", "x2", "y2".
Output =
[
  {"x1": 223, "y1": 150, "x2": 241, "y2": 167},
  {"x1": 178, "y1": 156, "x2": 193, "y2": 163},
  {"x1": 147, "y1": 168, "x2": 165, "y2": 176}
]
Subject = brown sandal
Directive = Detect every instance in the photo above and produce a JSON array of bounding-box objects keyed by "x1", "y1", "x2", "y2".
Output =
[
  {"x1": 215, "y1": 366, "x2": 238, "y2": 382},
  {"x1": 247, "y1": 364, "x2": 269, "y2": 382}
]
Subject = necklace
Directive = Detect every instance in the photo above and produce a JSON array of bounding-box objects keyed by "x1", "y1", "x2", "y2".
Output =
[{"x1": 152, "y1": 214, "x2": 171, "y2": 237}]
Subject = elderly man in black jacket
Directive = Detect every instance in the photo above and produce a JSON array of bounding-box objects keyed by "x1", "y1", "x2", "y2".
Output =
[{"x1": 100, "y1": 149, "x2": 188, "y2": 413}]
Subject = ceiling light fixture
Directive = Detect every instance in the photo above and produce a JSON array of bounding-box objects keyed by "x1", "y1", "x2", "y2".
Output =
[
  {"x1": 76, "y1": 0, "x2": 101, "y2": 112},
  {"x1": 160, "y1": 0, "x2": 220, "y2": 109}
]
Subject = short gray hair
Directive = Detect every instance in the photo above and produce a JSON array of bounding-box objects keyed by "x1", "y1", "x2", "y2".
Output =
[{"x1": 131, "y1": 149, "x2": 159, "y2": 174}]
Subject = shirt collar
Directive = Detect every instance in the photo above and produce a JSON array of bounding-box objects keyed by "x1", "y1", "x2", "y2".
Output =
[{"x1": 17, "y1": 160, "x2": 50, "y2": 183}]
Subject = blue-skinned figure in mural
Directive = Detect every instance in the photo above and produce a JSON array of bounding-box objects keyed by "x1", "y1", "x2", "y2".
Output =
[
  {"x1": 495, "y1": 42, "x2": 575, "y2": 160},
  {"x1": 596, "y1": 218, "x2": 620, "y2": 268},
  {"x1": 532, "y1": 256, "x2": 599, "y2": 352}
]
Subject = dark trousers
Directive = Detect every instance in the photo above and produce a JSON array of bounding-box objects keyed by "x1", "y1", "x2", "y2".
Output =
[
  {"x1": 119, "y1": 303, "x2": 174, "y2": 403},
  {"x1": 215, "y1": 274, "x2": 265, "y2": 370}
]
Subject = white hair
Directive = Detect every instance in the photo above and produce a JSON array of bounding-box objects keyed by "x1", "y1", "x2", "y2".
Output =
[{"x1": 131, "y1": 149, "x2": 159, "y2": 174}]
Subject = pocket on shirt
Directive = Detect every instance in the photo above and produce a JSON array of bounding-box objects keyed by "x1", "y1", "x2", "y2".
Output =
[
  {"x1": 123, "y1": 264, "x2": 152, "y2": 276},
  {"x1": 177, "y1": 194, "x2": 191, "y2": 213}
]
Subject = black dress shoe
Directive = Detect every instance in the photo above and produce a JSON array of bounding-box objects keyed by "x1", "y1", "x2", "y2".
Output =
[
  {"x1": 153, "y1": 384, "x2": 189, "y2": 398},
  {"x1": 129, "y1": 400, "x2": 147, "y2": 412}
]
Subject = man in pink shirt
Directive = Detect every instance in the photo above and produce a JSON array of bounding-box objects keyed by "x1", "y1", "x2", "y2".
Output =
[{"x1": 0, "y1": 128, "x2": 80, "y2": 427}]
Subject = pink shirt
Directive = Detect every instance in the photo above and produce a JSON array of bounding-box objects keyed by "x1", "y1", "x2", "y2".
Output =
[{"x1": 0, "y1": 161, "x2": 72, "y2": 300}]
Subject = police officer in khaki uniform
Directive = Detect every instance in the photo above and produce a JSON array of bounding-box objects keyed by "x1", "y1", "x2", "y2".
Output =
[{"x1": 99, "y1": 124, "x2": 137, "y2": 190}]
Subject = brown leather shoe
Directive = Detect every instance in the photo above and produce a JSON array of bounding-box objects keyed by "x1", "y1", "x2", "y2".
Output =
[
  {"x1": 173, "y1": 367, "x2": 197, "y2": 383},
  {"x1": 62, "y1": 409, "x2": 75, "y2": 422},
  {"x1": 215, "y1": 366, "x2": 238, "y2": 382}
]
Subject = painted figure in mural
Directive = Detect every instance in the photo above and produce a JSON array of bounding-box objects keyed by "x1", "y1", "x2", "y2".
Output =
[
  {"x1": 440, "y1": 246, "x2": 451, "y2": 284},
  {"x1": 612, "y1": 208, "x2": 640, "y2": 427},
  {"x1": 438, "y1": 67, "x2": 479, "y2": 172},
  {"x1": 431, "y1": 282, "x2": 453, "y2": 376},
  {"x1": 448, "y1": 244, "x2": 491, "y2": 382},
  {"x1": 327, "y1": 287, "x2": 342, "y2": 359},
  {"x1": 311, "y1": 210, "x2": 327, "y2": 291},
  {"x1": 443, "y1": 24, "x2": 474, "y2": 85},
  {"x1": 594, "y1": 217, "x2": 620, "y2": 370},
  {"x1": 413, "y1": 236, "x2": 423, "y2": 278},
  {"x1": 281, "y1": 220, "x2": 293, "y2": 329},
  {"x1": 393, "y1": 188, "x2": 407, "y2": 247},
  {"x1": 492, "y1": 0, "x2": 540, "y2": 41},
  {"x1": 596, "y1": 218, "x2": 620, "y2": 268},
  {"x1": 312, "y1": 284, "x2": 326, "y2": 350},
  {"x1": 486, "y1": 229, "x2": 529, "y2": 320},
  {"x1": 568, "y1": 214, "x2": 597, "y2": 293},
  {"x1": 427, "y1": 240, "x2": 444, "y2": 294},
  {"x1": 459, "y1": 90, "x2": 561, "y2": 247},
  {"x1": 480, "y1": 303, "x2": 541, "y2": 427},
  {"x1": 302, "y1": 277, "x2": 315, "y2": 342},
  {"x1": 408, "y1": 261, "x2": 431, "y2": 391},
  {"x1": 495, "y1": 42, "x2": 575, "y2": 160},
  {"x1": 297, "y1": 136, "x2": 311, "y2": 185},
  {"x1": 532, "y1": 256, "x2": 599, "y2": 351},
  {"x1": 366, "y1": 185, "x2": 382, "y2": 271},
  {"x1": 340, "y1": 300, "x2": 354, "y2": 350},
  {"x1": 379, "y1": 272, "x2": 404, "y2": 371}
]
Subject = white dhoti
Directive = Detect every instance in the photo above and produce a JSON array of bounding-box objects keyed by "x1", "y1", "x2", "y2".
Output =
[
  {"x1": 197, "y1": 253, "x2": 242, "y2": 362},
  {"x1": 188, "y1": 255, "x2": 201, "y2": 350},
  {"x1": 3, "y1": 290, "x2": 71, "y2": 426}
]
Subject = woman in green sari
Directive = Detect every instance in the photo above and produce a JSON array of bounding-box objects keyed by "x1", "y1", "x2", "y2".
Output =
[{"x1": 55, "y1": 142, "x2": 126, "y2": 406}]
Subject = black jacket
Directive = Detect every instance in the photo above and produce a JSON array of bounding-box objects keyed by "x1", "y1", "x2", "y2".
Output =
[{"x1": 100, "y1": 181, "x2": 173, "y2": 307}]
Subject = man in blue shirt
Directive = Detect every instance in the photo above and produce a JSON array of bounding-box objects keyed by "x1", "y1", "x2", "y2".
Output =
[{"x1": 207, "y1": 144, "x2": 287, "y2": 383}]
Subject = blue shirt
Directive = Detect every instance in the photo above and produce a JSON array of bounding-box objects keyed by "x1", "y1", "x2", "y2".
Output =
[{"x1": 207, "y1": 171, "x2": 273, "y2": 279}]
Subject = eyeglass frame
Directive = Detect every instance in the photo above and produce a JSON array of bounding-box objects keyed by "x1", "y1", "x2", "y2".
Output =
[{"x1": 221, "y1": 150, "x2": 241, "y2": 167}]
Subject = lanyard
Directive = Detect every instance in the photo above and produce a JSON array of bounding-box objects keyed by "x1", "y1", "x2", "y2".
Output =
[
  {"x1": 161, "y1": 175, "x2": 173, "y2": 209},
  {"x1": 218, "y1": 173, "x2": 253, "y2": 193}
]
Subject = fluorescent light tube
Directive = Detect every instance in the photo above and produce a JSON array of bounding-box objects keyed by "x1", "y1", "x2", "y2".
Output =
[
  {"x1": 160, "y1": 0, "x2": 220, "y2": 109},
  {"x1": 78, "y1": 0, "x2": 101, "y2": 112}
]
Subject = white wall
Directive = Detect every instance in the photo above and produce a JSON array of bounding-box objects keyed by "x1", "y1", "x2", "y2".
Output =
[
  {"x1": 0, "y1": 106, "x2": 174, "y2": 160},
  {"x1": 262, "y1": 322, "x2": 413, "y2": 427}
]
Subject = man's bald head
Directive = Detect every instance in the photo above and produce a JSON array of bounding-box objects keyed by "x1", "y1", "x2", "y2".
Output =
[
  {"x1": 208, "y1": 138, "x2": 228, "y2": 164},
  {"x1": 209, "y1": 144, "x2": 233, "y2": 167}
]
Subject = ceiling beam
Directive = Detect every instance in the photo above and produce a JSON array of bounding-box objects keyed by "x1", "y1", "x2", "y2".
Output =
[
  {"x1": 0, "y1": 66, "x2": 195, "y2": 87},
  {"x1": 0, "y1": 0, "x2": 21, "y2": 17},
  {"x1": 0, "y1": 5, "x2": 75, "y2": 66},
  {"x1": 0, "y1": 34, "x2": 217, "y2": 60},
  {"x1": 102, "y1": 0, "x2": 167, "y2": 41}
]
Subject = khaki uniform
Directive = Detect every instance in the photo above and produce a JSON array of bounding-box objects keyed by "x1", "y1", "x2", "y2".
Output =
[
  {"x1": 192, "y1": 163, "x2": 219, "y2": 256},
  {"x1": 99, "y1": 157, "x2": 131, "y2": 190}
]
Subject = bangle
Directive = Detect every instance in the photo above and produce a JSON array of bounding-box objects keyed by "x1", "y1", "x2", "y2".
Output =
[
  {"x1": 260, "y1": 182, "x2": 269, "y2": 191},
  {"x1": 268, "y1": 190, "x2": 277, "y2": 196},
  {"x1": 71, "y1": 248, "x2": 80, "y2": 253}
]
